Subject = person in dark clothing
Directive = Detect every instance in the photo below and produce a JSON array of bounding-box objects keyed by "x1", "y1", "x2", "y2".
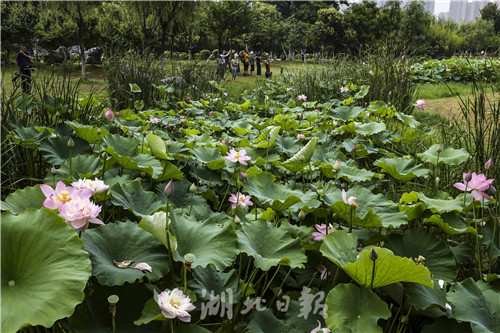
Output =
[
  {"x1": 249, "y1": 51, "x2": 255, "y2": 75},
  {"x1": 256, "y1": 51, "x2": 262, "y2": 75},
  {"x1": 15, "y1": 44, "x2": 33, "y2": 93}
]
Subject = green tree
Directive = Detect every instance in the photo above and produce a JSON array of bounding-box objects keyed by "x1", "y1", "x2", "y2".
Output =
[
  {"x1": 1, "y1": 1, "x2": 39, "y2": 57},
  {"x1": 344, "y1": 1, "x2": 381, "y2": 50},
  {"x1": 480, "y1": 2, "x2": 500, "y2": 34},
  {"x1": 248, "y1": 2, "x2": 284, "y2": 52},
  {"x1": 459, "y1": 19, "x2": 495, "y2": 53},
  {"x1": 428, "y1": 19, "x2": 461, "y2": 57},
  {"x1": 313, "y1": 7, "x2": 345, "y2": 54},
  {"x1": 398, "y1": 0, "x2": 433, "y2": 55}
]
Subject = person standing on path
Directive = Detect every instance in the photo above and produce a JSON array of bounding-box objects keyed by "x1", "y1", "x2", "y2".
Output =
[
  {"x1": 243, "y1": 50, "x2": 249, "y2": 76},
  {"x1": 249, "y1": 51, "x2": 255, "y2": 76},
  {"x1": 15, "y1": 44, "x2": 33, "y2": 93},
  {"x1": 256, "y1": 51, "x2": 262, "y2": 75},
  {"x1": 231, "y1": 53, "x2": 239, "y2": 81}
]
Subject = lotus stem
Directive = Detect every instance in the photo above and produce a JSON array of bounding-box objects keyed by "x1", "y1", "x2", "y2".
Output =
[
  {"x1": 349, "y1": 206, "x2": 354, "y2": 233},
  {"x1": 261, "y1": 265, "x2": 280, "y2": 297},
  {"x1": 188, "y1": 192, "x2": 193, "y2": 216},
  {"x1": 165, "y1": 199, "x2": 175, "y2": 282}
]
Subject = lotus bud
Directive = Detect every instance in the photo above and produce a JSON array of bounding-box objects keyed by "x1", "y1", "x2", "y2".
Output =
[
  {"x1": 298, "y1": 210, "x2": 305, "y2": 220},
  {"x1": 333, "y1": 160, "x2": 341, "y2": 172},
  {"x1": 189, "y1": 183, "x2": 197, "y2": 193},
  {"x1": 67, "y1": 137, "x2": 75, "y2": 148},
  {"x1": 352, "y1": 143, "x2": 357, "y2": 153},
  {"x1": 72, "y1": 130, "x2": 77, "y2": 136},
  {"x1": 465, "y1": 170, "x2": 473, "y2": 182},
  {"x1": 234, "y1": 215, "x2": 241, "y2": 223},
  {"x1": 55, "y1": 111, "x2": 60, "y2": 117},
  {"x1": 238, "y1": 170, "x2": 246, "y2": 182},
  {"x1": 129, "y1": 131, "x2": 134, "y2": 138},
  {"x1": 107, "y1": 295, "x2": 119, "y2": 306},
  {"x1": 309, "y1": 184, "x2": 317, "y2": 192},
  {"x1": 437, "y1": 144, "x2": 443, "y2": 153},
  {"x1": 209, "y1": 111, "x2": 214, "y2": 116},
  {"x1": 184, "y1": 253, "x2": 196, "y2": 264},
  {"x1": 105, "y1": 108, "x2": 115, "y2": 121},
  {"x1": 97, "y1": 127, "x2": 102, "y2": 135},
  {"x1": 485, "y1": 157, "x2": 494, "y2": 170},
  {"x1": 488, "y1": 184, "x2": 497, "y2": 195},
  {"x1": 299, "y1": 154, "x2": 305, "y2": 162},
  {"x1": 164, "y1": 180, "x2": 175, "y2": 198},
  {"x1": 101, "y1": 152, "x2": 108, "y2": 160},
  {"x1": 298, "y1": 112, "x2": 303, "y2": 120},
  {"x1": 51, "y1": 166, "x2": 57, "y2": 175},
  {"x1": 116, "y1": 111, "x2": 121, "y2": 118},
  {"x1": 370, "y1": 248, "x2": 378, "y2": 261}
]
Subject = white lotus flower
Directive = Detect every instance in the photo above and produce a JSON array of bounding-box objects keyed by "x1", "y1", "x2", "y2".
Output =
[{"x1": 157, "y1": 288, "x2": 196, "y2": 322}]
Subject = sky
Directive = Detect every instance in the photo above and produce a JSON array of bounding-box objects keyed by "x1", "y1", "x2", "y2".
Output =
[{"x1": 434, "y1": 0, "x2": 450, "y2": 15}]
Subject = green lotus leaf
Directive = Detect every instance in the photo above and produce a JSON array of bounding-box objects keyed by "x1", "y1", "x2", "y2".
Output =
[
  {"x1": 157, "y1": 161, "x2": 183, "y2": 181},
  {"x1": 279, "y1": 221, "x2": 314, "y2": 244},
  {"x1": 385, "y1": 229, "x2": 457, "y2": 281},
  {"x1": 191, "y1": 146, "x2": 226, "y2": 170},
  {"x1": 146, "y1": 133, "x2": 169, "y2": 160},
  {"x1": 82, "y1": 221, "x2": 170, "y2": 286},
  {"x1": 253, "y1": 126, "x2": 280, "y2": 148},
  {"x1": 189, "y1": 266, "x2": 241, "y2": 303},
  {"x1": 394, "y1": 112, "x2": 420, "y2": 128},
  {"x1": 237, "y1": 221, "x2": 307, "y2": 271},
  {"x1": 129, "y1": 83, "x2": 142, "y2": 93},
  {"x1": 284, "y1": 299, "x2": 326, "y2": 332},
  {"x1": 131, "y1": 154, "x2": 164, "y2": 178},
  {"x1": 355, "y1": 121, "x2": 386, "y2": 136},
  {"x1": 403, "y1": 280, "x2": 447, "y2": 311},
  {"x1": 111, "y1": 180, "x2": 165, "y2": 217},
  {"x1": 418, "y1": 144, "x2": 470, "y2": 166},
  {"x1": 375, "y1": 157, "x2": 429, "y2": 181},
  {"x1": 39, "y1": 136, "x2": 93, "y2": 165},
  {"x1": 138, "y1": 211, "x2": 176, "y2": 251},
  {"x1": 280, "y1": 137, "x2": 318, "y2": 171},
  {"x1": 331, "y1": 105, "x2": 364, "y2": 122},
  {"x1": 447, "y1": 278, "x2": 500, "y2": 333},
  {"x1": 275, "y1": 136, "x2": 300, "y2": 156},
  {"x1": 44, "y1": 154, "x2": 104, "y2": 183},
  {"x1": 418, "y1": 192, "x2": 463, "y2": 213},
  {"x1": 169, "y1": 211, "x2": 238, "y2": 271},
  {"x1": 8, "y1": 125, "x2": 52, "y2": 148},
  {"x1": 367, "y1": 101, "x2": 395, "y2": 118},
  {"x1": 134, "y1": 297, "x2": 166, "y2": 326},
  {"x1": 424, "y1": 213, "x2": 477, "y2": 236},
  {"x1": 324, "y1": 284, "x2": 391, "y2": 333},
  {"x1": 103, "y1": 133, "x2": 140, "y2": 157},
  {"x1": 421, "y1": 317, "x2": 473, "y2": 333},
  {"x1": 1, "y1": 185, "x2": 45, "y2": 214},
  {"x1": 1, "y1": 209, "x2": 91, "y2": 332},
  {"x1": 67, "y1": 121, "x2": 109, "y2": 144},
  {"x1": 324, "y1": 185, "x2": 407, "y2": 228},
  {"x1": 337, "y1": 164, "x2": 377, "y2": 182},
  {"x1": 244, "y1": 172, "x2": 302, "y2": 212},
  {"x1": 247, "y1": 308, "x2": 290, "y2": 333},
  {"x1": 398, "y1": 202, "x2": 426, "y2": 221},
  {"x1": 344, "y1": 247, "x2": 433, "y2": 288},
  {"x1": 289, "y1": 190, "x2": 322, "y2": 212},
  {"x1": 320, "y1": 230, "x2": 358, "y2": 266}
]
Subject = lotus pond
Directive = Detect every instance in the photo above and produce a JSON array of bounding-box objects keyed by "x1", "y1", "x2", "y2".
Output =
[{"x1": 1, "y1": 78, "x2": 499, "y2": 333}]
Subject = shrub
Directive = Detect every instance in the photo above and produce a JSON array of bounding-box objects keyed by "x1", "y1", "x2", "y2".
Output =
[
  {"x1": 199, "y1": 49, "x2": 211, "y2": 59},
  {"x1": 179, "y1": 52, "x2": 188, "y2": 60}
]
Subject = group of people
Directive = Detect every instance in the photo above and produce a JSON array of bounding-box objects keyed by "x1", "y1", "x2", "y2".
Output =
[{"x1": 216, "y1": 50, "x2": 272, "y2": 81}]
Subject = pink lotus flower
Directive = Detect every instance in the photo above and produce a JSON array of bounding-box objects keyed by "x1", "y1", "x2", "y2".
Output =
[
  {"x1": 317, "y1": 265, "x2": 330, "y2": 280},
  {"x1": 72, "y1": 178, "x2": 109, "y2": 195},
  {"x1": 297, "y1": 134, "x2": 305, "y2": 140},
  {"x1": 298, "y1": 94, "x2": 307, "y2": 101},
  {"x1": 224, "y1": 149, "x2": 252, "y2": 166},
  {"x1": 39, "y1": 181, "x2": 85, "y2": 209},
  {"x1": 223, "y1": 92, "x2": 228, "y2": 96},
  {"x1": 340, "y1": 86, "x2": 349, "y2": 93},
  {"x1": 312, "y1": 223, "x2": 336, "y2": 241},
  {"x1": 135, "y1": 262, "x2": 152, "y2": 272},
  {"x1": 105, "y1": 108, "x2": 115, "y2": 121},
  {"x1": 413, "y1": 99, "x2": 426, "y2": 111},
  {"x1": 157, "y1": 288, "x2": 196, "y2": 322},
  {"x1": 286, "y1": 87, "x2": 294, "y2": 91},
  {"x1": 58, "y1": 192, "x2": 104, "y2": 231},
  {"x1": 180, "y1": 115, "x2": 185, "y2": 119},
  {"x1": 186, "y1": 95, "x2": 190, "y2": 101},
  {"x1": 228, "y1": 192, "x2": 254, "y2": 209},
  {"x1": 209, "y1": 111, "x2": 214, "y2": 116},
  {"x1": 342, "y1": 189, "x2": 358, "y2": 207},
  {"x1": 453, "y1": 172, "x2": 494, "y2": 200},
  {"x1": 149, "y1": 117, "x2": 161, "y2": 124}
]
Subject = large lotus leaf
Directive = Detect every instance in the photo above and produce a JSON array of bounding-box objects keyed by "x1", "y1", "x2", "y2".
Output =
[
  {"x1": 247, "y1": 308, "x2": 291, "y2": 333},
  {"x1": 424, "y1": 213, "x2": 477, "y2": 236},
  {"x1": 38, "y1": 136, "x2": 93, "y2": 165},
  {"x1": 289, "y1": 190, "x2": 322, "y2": 212},
  {"x1": 146, "y1": 133, "x2": 169, "y2": 160},
  {"x1": 103, "y1": 133, "x2": 140, "y2": 157},
  {"x1": 421, "y1": 317, "x2": 473, "y2": 333},
  {"x1": 344, "y1": 247, "x2": 434, "y2": 288},
  {"x1": 237, "y1": 221, "x2": 307, "y2": 271},
  {"x1": 191, "y1": 146, "x2": 226, "y2": 170},
  {"x1": 134, "y1": 297, "x2": 166, "y2": 326},
  {"x1": 244, "y1": 172, "x2": 302, "y2": 212},
  {"x1": 320, "y1": 230, "x2": 358, "y2": 267},
  {"x1": 110, "y1": 180, "x2": 165, "y2": 217},
  {"x1": 337, "y1": 164, "x2": 377, "y2": 182},
  {"x1": 131, "y1": 154, "x2": 164, "y2": 178},
  {"x1": 418, "y1": 144, "x2": 470, "y2": 166},
  {"x1": 8, "y1": 125, "x2": 52, "y2": 148},
  {"x1": 447, "y1": 278, "x2": 500, "y2": 333},
  {"x1": 280, "y1": 137, "x2": 318, "y2": 172},
  {"x1": 82, "y1": 221, "x2": 170, "y2": 286},
  {"x1": 354, "y1": 121, "x2": 386, "y2": 136},
  {"x1": 284, "y1": 299, "x2": 326, "y2": 332},
  {"x1": 138, "y1": 211, "x2": 176, "y2": 251},
  {"x1": 253, "y1": 126, "x2": 280, "y2": 148},
  {"x1": 394, "y1": 112, "x2": 420, "y2": 128},
  {"x1": 44, "y1": 154, "x2": 104, "y2": 183},
  {"x1": 189, "y1": 266, "x2": 241, "y2": 303},
  {"x1": 1, "y1": 185, "x2": 45, "y2": 214},
  {"x1": 169, "y1": 211, "x2": 238, "y2": 271},
  {"x1": 385, "y1": 229, "x2": 457, "y2": 281},
  {"x1": 331, "y1": 105, "x2": 364, "y2": 122},
  {"x1": 375, "y1": 157, "x2": 429, "y2": 181},
  {"x1": 324, "y1": 186, "x2": 407, "y2": 228},
  {"x1": 324, "y1": 284, "x2": 391, "y2": 333},
  {"x1": 275, "y1": 136, "x2": 300, "y2": 156},
  {"x1": 1, "y1": 209, "x2": 91, "y2": 332},
  {"x1": 156, "y1": 161, "x2": 183, "y2": 181},
  {"x1": 418, "y1": 192, "x2": 463, "y2": 213},
  {"x1": 67, "y1": 121, "x2": 109, "y2": 144},
  {"x1": 403, "y1": 280, "x2": 447, "y2": 311}
]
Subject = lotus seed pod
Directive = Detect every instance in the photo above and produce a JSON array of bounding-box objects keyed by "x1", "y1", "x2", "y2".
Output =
[
  {"x1": 108, "y1": 295, "x2": 119, "y2": 306},
  {"x1": 184, "y1": 253, "x2": 196, "y2": 264}
]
